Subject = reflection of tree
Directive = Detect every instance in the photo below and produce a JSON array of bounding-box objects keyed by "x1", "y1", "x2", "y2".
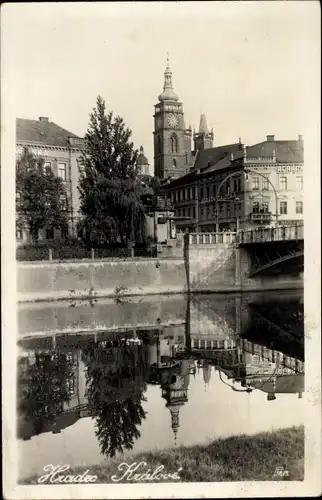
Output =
[
  {"x1": 83, "y1": 342, "x2": 149, "y2": 457},
  {"x1": 17, "y1": 353, "x2": 74, "y2": 435}
]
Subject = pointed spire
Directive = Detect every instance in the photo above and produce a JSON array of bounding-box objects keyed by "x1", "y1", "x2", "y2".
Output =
[
  {"x1": 199, "y1": 113, "x2": 209, "y2": 134},
  {"x1": 140, "y1": 145, "x2": 144, "y2": 154}
]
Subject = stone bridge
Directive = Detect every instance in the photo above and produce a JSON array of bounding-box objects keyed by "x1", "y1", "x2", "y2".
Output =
[{"x1": 184, "y1": 224, "x2": 304, "y2": 292}]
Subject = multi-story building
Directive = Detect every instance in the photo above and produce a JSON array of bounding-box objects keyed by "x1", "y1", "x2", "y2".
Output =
[
  {"x1": 162, "y1": 134, "x2": 304, "y2": 232},
  {"x1": 16, "y1": 117, "x2": 86, "y2": 242},
  {"x1": 241, "y1": 134, "x2": 304, "y2": 227}
]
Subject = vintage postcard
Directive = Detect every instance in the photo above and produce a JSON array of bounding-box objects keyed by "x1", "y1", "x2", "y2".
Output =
[{"x1": 1, "y1": 1, "x2": 321, "y2": 498}]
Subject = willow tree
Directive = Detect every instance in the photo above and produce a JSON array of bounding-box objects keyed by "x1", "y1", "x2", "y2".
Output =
[{"x1": 78, "y1": 96, "x2": 147, "y2": 246}]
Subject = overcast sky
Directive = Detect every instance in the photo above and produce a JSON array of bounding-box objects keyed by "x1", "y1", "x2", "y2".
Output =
[{"x1": 2, "y1": 1, "x2": 320, "y2": 170}]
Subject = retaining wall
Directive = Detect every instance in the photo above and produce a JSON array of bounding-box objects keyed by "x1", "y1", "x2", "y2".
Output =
[
  {"x1": 17, "y1": 258, "x2": 187, "y2": 302},
  {"x1": 17, "y1": 244, "x2": 303, "y2": 302}
]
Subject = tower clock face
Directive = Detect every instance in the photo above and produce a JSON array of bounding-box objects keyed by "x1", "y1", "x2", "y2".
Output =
[{"x1": 167, "y1": 113, "x2": 179, "y2": 128}]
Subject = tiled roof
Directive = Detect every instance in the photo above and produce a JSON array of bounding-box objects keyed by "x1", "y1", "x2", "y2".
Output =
[
  {"x1": 194, "y1": 143, "x2": 243, "y2": 172},
  {"x1": 246, "y1": 140, "x2": 303, "y2": 163},
  {"x1": 164, "y1": 143, "x2": 243, "y2": 188},
  {"x1": 16, "y1": 118, "x2": 80, "y2": 148}
]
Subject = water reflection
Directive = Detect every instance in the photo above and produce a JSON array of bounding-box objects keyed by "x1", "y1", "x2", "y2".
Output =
[{"x1": 17, "y1": 290, "x2": 304, "y2": 478}]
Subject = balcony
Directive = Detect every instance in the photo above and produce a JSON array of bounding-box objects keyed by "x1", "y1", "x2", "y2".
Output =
[{"x1": 250, "y1": 211, "x2": 272, "y2": 224}]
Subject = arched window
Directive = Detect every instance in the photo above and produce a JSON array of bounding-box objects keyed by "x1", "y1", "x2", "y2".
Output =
[
  {"x1": 171, "y1": 134, "x2": 179, "y2": 153},
  {"x1": 157, "y1": 135, "x2": 162, "y2": 154}
]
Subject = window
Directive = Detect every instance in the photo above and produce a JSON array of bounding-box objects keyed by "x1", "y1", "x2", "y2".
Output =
[
  {"x1": 46, "y1": 227, "x2": 54, "y2": 239},
  {"x1": 156, "y1": 136, "x2": 162, "y2": 154},
  {"x1": 58, "y1": 163, "x2": 67, "y2": 181},
  {"x1": 262, "y1": 178, "x2": 270, "y2": 190},
  {"x1": 172, "y1": 159, "x2": 177, "y2": 167},
  {"x1": 261, "y1": 202, "x2": 269, "y2": 213},
  {"x1": 16, "y1": 229, "x2": 23, "y2": 240},
  {"x1": 280, "y1": 176, "x2": 287, "y2": 191},
  {"x1": 66, "y1": 376, "x2": 76, "y2": 396},
  {"x1": 171, "y1": 134, "x2": 179, "y2": 153},
  {"x1": 200, "y1": 187, "x2": 204, "y2": 199},
  {"x1": 227, "y1": 207, "x2": 231, "y2": 218},
  {"x1": 60, "y1": 194, "x2": 68, "y2": 210},
  {"x1": 252, "y1": 202, "x2": 260, "y2": 213},
  {"x1": 252, "y1": 177, "x2": 259, "y2": 190},
  {"x1": 16, "y1": 192, "x2": 21, "y2": 206},
  {"x1": 61, "y1": 225, "x2": 69, "y2": 238},
  {"x1": 296, "y1": 201, "x2": 303, "y2": 214},
  {"x1": 182, "y1": 190, "x2": 185, "y2": 201},
  {"x1": 206, "y1": 186, "x2": 210, "y2": 198},
  {"x1": 193, "y1": 207, "x2": 196, "y2": 218},
  {"x1": 296, "y1": 176, "x2": 303, "y2": 190},
  {"x1": 280, "y1": 201, "x2": 287, "y2": 214},
  {"x1": 43, "y1": 161, "x2": 51, "y2": 174}
]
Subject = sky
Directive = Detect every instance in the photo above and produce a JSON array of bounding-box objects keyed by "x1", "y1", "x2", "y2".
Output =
[{"x1": 2, "y1": 1, "x2": 320, "y2": 172}]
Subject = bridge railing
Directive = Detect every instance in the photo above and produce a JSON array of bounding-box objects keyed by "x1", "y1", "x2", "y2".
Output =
[
  {"x1": 236, "y1": 224, "x2": 304, "y2": 245},
  {"x1": 188, "y1": 232, "x2": 237, "y2": 245}
]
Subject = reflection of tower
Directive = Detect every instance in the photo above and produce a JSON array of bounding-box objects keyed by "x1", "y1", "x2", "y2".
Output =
[
  {"x1": 202, "y1": 360, "x2": 212, "y2": 390},
  {"x1": 160, "y1": 359, "x2": 191, "y2": 444}
]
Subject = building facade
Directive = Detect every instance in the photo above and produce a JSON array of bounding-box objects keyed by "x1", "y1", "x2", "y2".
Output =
[
  {"x1": 241, "y1": 134, "x2": 304, "y2": 227},
  {"x1": 162, "y1": 134, "x2": 304, "y2": 233},
  {"x1": 16, "y1": 117, "x2": 86, "y2": 242}
]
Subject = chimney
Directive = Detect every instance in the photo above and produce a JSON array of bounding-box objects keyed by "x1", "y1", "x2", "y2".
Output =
[
  {"x1": 230, "y1": 153, "x2": 234, "y2": 161},
  {"x1": 266, "y1": 135, "x2": 275, "y2": 142},
  {"x1": 39, "y1": 117, "x2": 49, "y2": 122},
  {"x1": 298, "y1": 134, "x2": 303, "y2": 142}
]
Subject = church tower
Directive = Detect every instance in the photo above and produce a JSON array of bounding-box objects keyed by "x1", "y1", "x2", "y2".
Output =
[
  {"x1": 193, "y1": 113, "x2": 214, "y2": 151},
  {"x1": 153, "y1": 57, "x2": 192, "y2": 180}
]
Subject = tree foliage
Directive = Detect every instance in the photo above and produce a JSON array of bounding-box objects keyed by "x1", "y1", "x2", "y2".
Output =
[
  {"x1": 17, "y1": 353, "x2": 74, "y2": 437},
  {"x1": 78, "y1": 96, "x2": 147, "y2": 246},
  {"x1": 83, "y1": 342, "x2": 150, "y2": 457},
  {"x1": 16, "y1": 147, "x2": 68, "y2": 241}
]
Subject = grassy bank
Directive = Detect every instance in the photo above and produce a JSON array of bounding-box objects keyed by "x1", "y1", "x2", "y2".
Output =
[{"x1": 22, "y1": 426, "x2": 304, "y2": 484}]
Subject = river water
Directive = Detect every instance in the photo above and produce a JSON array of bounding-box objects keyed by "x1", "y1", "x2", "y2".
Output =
[{"x1": 17, "y1": 289, "x2": 304, "y2": 481}]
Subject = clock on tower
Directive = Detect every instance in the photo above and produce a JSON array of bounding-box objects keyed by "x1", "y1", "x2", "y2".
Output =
[{"x1": 167, "y1": 114, "x2": 179, "y2": 128}]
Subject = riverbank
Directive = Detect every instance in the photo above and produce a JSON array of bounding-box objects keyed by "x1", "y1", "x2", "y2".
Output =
[{"x1": 22, "y1": 426, "x2": 304, "y2": 484}]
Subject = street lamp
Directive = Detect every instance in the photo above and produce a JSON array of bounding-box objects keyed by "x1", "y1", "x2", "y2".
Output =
[
  {"x1": 215, "y1": 171, "x2": 244, "y2": 233},
  {"x1": 217, "y1": 369, "x2": 253, "y2": 393},
  {"x1": 244, "y1": 168, "x2": 279, "y2": 227}
]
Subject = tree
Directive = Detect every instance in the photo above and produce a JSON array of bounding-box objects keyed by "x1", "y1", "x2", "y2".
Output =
[
  {"x1": 16, "y1": 147, "x2": 69, "y2": 241},
  {"x1": 17, "y1": 353, "x2": 74, "y2": 437},
  {"x1": 78, "y1": 96, "x2": 147, "y2": 246},
  {"x1": 82, "y1": 342, "x2": 150, "y2": 457}
]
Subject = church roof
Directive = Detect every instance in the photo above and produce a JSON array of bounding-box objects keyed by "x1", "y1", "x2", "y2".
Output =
[
  {"x1": 163, "y1": 143, "x2": 243, "y2": 189},
  {"x1": 16, "y1": 117, "x2": 80, "y2": 148},
  {"x1": 137, "y1": 145, "x2": 149, "y2": 166},
  {"x1": 245, "y1": 137, "x2": 303, "y2": 163}
]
